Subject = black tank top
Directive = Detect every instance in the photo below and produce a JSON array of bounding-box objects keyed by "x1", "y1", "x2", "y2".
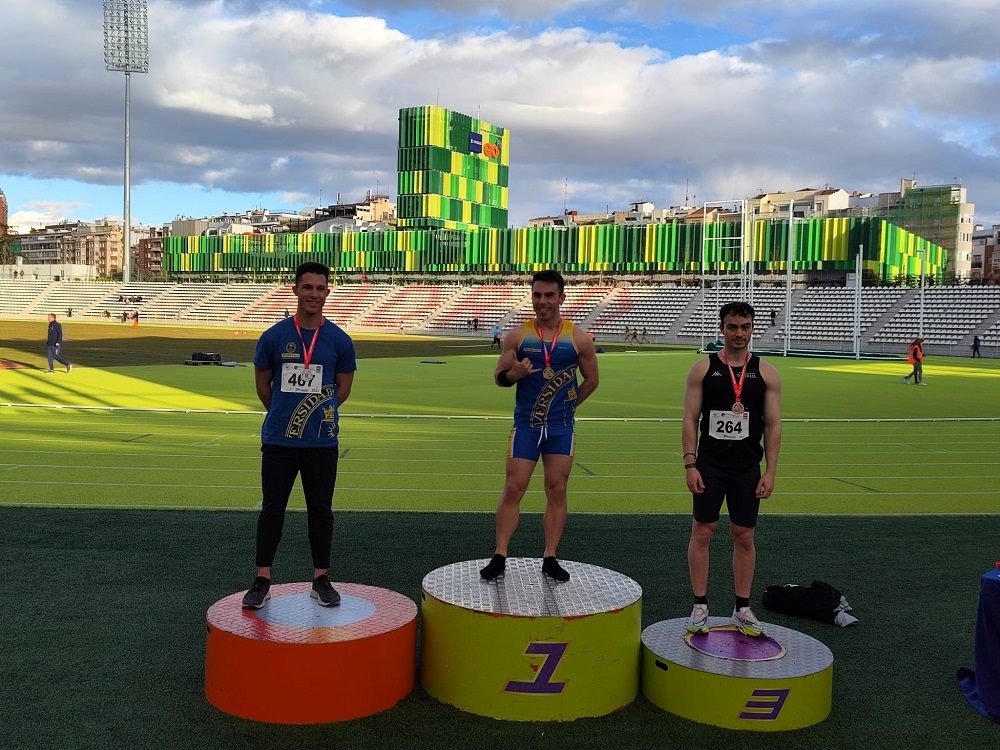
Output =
[{"x1": 698, "y1": 353, "x2": 767, "y2": 472}]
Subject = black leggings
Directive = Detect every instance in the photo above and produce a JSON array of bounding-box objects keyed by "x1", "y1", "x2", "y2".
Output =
[{"x1": 255, "y1": 445, "x2": 339, "y2": 569}]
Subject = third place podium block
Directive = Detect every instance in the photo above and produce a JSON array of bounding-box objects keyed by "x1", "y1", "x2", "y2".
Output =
[{"x1": 420, "y1": 558, "x2": 642, "y2": 721}]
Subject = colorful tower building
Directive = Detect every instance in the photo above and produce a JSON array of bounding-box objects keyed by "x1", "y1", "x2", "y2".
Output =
[{"x1": 396, "y1": 106, "x2": 509, "y2": 231}]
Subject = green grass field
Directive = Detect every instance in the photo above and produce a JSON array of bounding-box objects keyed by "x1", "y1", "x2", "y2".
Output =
[{"x1": 3, "y1": 319, "x2": 1000, "y2": 749}]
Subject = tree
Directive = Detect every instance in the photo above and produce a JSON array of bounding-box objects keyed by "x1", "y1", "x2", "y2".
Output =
[{"x1": 0, "y1": 222, "x2": 18, "y2": 265}]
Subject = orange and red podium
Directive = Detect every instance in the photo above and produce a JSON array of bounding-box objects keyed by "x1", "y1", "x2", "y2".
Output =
[{"x1": 205, "y1": 582, "x2": 416, "y2": 723}]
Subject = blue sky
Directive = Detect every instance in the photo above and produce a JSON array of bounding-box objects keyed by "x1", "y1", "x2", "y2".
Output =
[{"x1": 1, "y1": 0, "x2": 998, "y2": 232}]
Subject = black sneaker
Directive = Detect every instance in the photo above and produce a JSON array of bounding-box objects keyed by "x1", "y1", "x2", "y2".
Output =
[
  {"x1": 310, "y1": 574, "x2": 341, "y2": 607},
  {"x1": 241, "y1": 576, "x2": 271, "y2": 609}
]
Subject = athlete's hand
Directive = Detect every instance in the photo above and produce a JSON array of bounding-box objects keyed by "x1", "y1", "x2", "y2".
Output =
[
  {"x1": 756, "y1": 474, "x2": 775, "y2": 499},
  {"x1": 509, "y1": 357, "x2": 539, "y2": 380},
  {"x1": 686, "y1": 467, "x2": 705, "y2": 494}
]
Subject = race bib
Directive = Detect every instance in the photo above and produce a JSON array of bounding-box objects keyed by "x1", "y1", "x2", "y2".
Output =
[
  {"x1": 709, "y1": 409, "x2": 749, "y2": 441},
  {"x1": 281, "y1": 363, "x2": 323, "y2": 393}
]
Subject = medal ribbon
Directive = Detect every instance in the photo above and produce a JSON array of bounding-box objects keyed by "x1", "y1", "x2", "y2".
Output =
[
  {"x1": 540, "y1": 319, "x2": 563, "y2": 373},
  {"x1": 719, "y1": 350, "x2": 749, "y2": 407},
  {"x1": 293, "y1": 316, "x2": 324, "y2": 369}
]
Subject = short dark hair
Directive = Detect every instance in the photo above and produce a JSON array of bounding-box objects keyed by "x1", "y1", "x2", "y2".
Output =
[
  {"x1": 532, "y1": 269, "x2": 565, "y2": 294},
  {"x1": 294, "y1": 262, "x2": 330, "y2": 285},
  {"x1": 719, "y1": 301, "x2": 755, "y2": 326}
]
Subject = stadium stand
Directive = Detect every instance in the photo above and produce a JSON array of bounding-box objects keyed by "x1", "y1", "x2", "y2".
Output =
[
  {"x1": 503, "y1": 285, "x2": 613, "y2": 331},
  {"x1": 185, "y1": 283, "x2": 276, "y2": 324},
  {"x1": 0, "y1": 280, "x2": 54, "y2": 315},
  {"x1": 84, "y1": 283, "x2": 174, "y2": 321},
  {"x1": 139, "y1": 283, "x2": 223, "y2": 322},
  {"x1": 353, "y1": 284, "x2": 459, "y2": 331},
  {"x1": 425, "y1": 284, "x2": 530, "y2": 333},
  {"x1": 776, "y1": 287, "x2": 906, "y2": 343},
  {"x1": 2, "y1": 280, "x2": 999, "y2": 357},
  {"x1": 870, "y1": 286, "x2": 1000, "y2": 347},
  {"x1": 589, "y1": 286, "x2": 698, "y2": 340},
  {"x1": 30, "y1": 281, "x2": 119, "y2": 318}
]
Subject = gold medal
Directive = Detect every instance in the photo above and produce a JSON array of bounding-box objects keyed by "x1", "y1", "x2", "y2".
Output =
[
  {"x1": 732, "y1": 402, "x2": 744, "y2": 414},
  {"x1": 543, "y1": 367, "x2": 555, "y2": 379}
]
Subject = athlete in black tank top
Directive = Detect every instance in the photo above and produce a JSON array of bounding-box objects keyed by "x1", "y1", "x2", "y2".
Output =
[
  {"x1": 697, "y1": 353, "x2": 766, "y2": 472},
  {"x1": 681, "y1": 302, "x2": 782, "y2": 638}
]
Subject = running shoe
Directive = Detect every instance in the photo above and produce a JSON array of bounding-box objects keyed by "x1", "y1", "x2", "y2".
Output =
[
  {"x1": 687, "y1": 603, "x2": 710, "y2": 635},
  {"x1": 310, "y1": 574, "x2": 341, "y2": 607},
  {"x1": 732, "y1": 606, "x2": 768, "y2": 637},
  {"x1": 241, "y1": 576, "x2": 271, "y2": 609}
]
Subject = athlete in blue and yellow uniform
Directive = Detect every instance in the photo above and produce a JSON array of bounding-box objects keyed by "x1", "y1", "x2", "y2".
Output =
[
  {"x1": 242, "y1": 262, "x2": 357, "y2": 611},
  {"x1": 480, "y1": 270, "x2": 600, "y2": 582}
]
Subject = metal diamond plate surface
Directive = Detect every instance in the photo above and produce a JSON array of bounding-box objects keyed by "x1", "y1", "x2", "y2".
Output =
[
  {"x1": 642, "y1": 618, "x2": 832, "y2": 678},
  {"x1": 208, "y1": 582, "x2": 417, "y2": 644},
  {"x1": 421, "y1": 558, "x2": 641, "y2": 617}
]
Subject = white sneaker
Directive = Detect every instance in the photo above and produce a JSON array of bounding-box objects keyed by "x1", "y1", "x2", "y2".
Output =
[
  {"x1": 732, "y1": 606, "x2": 768, "y2": 637},
  {"x1": 835, "y1": 611, "x2": 859, "y2": 627},
  {"x1": 687, "y1": 603, "x2": 709, "y2": 634}
]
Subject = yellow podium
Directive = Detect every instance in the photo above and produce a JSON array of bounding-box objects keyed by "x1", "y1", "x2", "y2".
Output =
[
  {"x1": 642, "y1": 617, "x2": 833, "y2": 731},
  {"x1": 421, "y1": 558, "x2": 642, "y2": 721}
]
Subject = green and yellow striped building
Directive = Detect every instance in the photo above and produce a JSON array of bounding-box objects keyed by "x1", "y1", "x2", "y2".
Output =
[
  {"x1": 396, "y1": 105, "x2": 509, "y2": 231},
  {"x1": 163, "y1": 217, "x2": 946, "y2": 281}
]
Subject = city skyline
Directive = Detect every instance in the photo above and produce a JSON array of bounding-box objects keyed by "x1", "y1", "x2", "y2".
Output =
[{"x1": 1, "y1": 0, "x2": 998, "y2": 233}]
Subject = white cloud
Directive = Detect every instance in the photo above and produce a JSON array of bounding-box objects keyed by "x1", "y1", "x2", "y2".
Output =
[{"x1": 0, "y1": 0, "x2": 996, "y2": 229}]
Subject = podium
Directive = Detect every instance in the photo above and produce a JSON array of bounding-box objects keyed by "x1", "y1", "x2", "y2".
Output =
[
  {"x1": 205, "y1": 582, "x2": 417, "y2": 723},
  {"x1": 420, "y1": 558, "x2": 642, "y2": 721},
  {"x1": 642, "y1": 617, "x2": 833, "y2": 731}
]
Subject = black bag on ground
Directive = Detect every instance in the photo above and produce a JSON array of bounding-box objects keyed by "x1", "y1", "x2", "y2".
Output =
[{"x1": 762, "y1": 580, "x2": 846, "y2": 625}]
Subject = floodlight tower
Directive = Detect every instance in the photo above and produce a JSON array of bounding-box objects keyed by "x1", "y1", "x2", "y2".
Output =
[{"x1": 104, "y1": 0, "x2": 148, "y2": 283}]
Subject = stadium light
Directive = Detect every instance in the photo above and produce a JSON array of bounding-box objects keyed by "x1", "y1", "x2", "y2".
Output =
[{"x1": 104, "y1": 0, "x2": 149, "y2": 283}]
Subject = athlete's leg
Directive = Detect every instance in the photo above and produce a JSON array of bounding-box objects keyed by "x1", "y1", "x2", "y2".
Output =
[
  {"x1": 689, "y1": 463, "x2": 726, "y2": 597},
  {"x1": 688, "y1": 519, "x2": 718, "y2": 597},
  {"x1": 494, "y1": 457, "x2": 537, "y2": 556},
  {"x1": 730, "y1": 523, "x2": 757, "y2": 599},
  {"x1": 727, "y1": 464, "x2": 762, "y2": 599},
  {"x1": 540, "y1": 452, "x2": 573, "y2": 557},
  {"x1": 299, "y1": 447, "x2": 339, "y2": 578},
  {"x1": 255, "y1": 445, "x2": 301, "y2": 578}
]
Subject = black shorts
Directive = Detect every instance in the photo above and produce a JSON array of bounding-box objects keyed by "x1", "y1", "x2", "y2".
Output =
[{"x1": 692, "y1": 461, "x2": 761, "y2": 528}]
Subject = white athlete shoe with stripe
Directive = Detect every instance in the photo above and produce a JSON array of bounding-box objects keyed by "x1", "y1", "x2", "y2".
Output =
[{"x1": 732, "y1": 606, "x2": 768, "y2": 637}]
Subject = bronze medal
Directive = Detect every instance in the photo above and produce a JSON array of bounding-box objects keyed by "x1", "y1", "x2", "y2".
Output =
[
  {"x1": 732, "y1": 402, "x2": 744, "y2": 414},
  {"x1": 543, "y1": 367, "x2": 555, "y2": 379}
]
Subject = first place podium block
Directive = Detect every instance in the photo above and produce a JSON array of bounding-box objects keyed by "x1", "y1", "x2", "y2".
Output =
[
  {"x1": 421, "y1": 558, "x2": 643, "y2": 721},
  {"x1": 206, "y1": 582, "x2": 417, "y2": 724}
]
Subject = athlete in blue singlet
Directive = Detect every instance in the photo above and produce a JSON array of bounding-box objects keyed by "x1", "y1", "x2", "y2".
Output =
[
  {"x1": 241, "y1": 262, "x2": 357, "y2": 611},
  {"x1": 480, "y1": 270, "x2": 600, "y2": 582}
]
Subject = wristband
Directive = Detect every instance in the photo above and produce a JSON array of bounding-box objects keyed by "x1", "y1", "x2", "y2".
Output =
[
  {"x1": 684, "y1": 463, "x2": 697, "y2": 470},
  {"x1": 683, "y1": 452, "x2": 696, "y2": 459},
  {"x1": 496, "y1": 369, "x2": 515, "y2": 387}
]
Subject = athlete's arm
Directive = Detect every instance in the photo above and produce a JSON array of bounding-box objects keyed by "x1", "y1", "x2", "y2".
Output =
[
  {"x1": 335, "y1": 371, "x2": 355, "y2": 406},
  {"x1": 682, "y1": 358, "x2": 710, "y2": 494},
  {"x1": 255, "y1": 367, "x2": 273, "y2": 410},
  {"x1": 757, "y1": 360, "x2": 782, "y2": 499},
  {"x1": 573, "y1": 326, "x2": 600, "y2": 407}
]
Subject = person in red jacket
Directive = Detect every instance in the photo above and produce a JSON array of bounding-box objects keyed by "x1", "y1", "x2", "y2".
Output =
[{"x1": 902, "y1": 338, "x2": 926, "y2": 385}]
